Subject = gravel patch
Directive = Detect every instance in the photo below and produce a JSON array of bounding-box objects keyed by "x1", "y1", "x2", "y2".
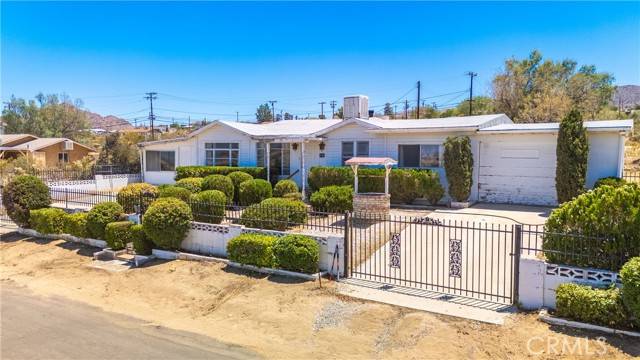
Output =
[{"x1": 313, "y1": 300, "x2": 360, "y2": 331}]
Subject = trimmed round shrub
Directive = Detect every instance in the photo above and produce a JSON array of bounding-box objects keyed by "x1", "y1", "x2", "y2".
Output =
[
  {"x1": 273, "y1": 234, "x2": 320, "y2": 274},
  {"x1": 443, "y1": 136, "x2": 473, "y2": 202},
  {"x1": 240, "y1": 198, "x2": 307, "y2": 231},
  {"x1": 1, "y1": 175, "x2": 51, "y2": 227},
  {"x1": 228, "y1": 171, "x2": 253, "y2": 202},
  {"x1": 273, "y1": 179, "x2": 298, "y2": 198},
  {"x1": 131, "y1": 223, "x2": 154, "y2": 255},
  {"x1": 201, "y1": 175, "x2": 234, "y2": 202},
  {"x1": 105, "y1": 221, "x2": 134, "y2": 250},
  {"x1": 158, "y1": 185, "x2": 192, "y2": 202},
  {"x1": 175, "y1": 177, "x2": 204, "y2": 193},
  {"x1": 86, "y1": 202, "x2": 124, "y2": 240},
  {"x1": 239, "y1": 179, "x2": 272, "y2": 206},
  {"x1": 620, "y1": 257, "x2": 640, "y2": 327},
  {"x1": 142, "y1": 197, "x2": 192, "y2": 250},
  {"x1": 594, "y1": 177, "x2": 626, "y2": 189},
  {"x1": 190, "y1": 190, "x2": 226, "y2": 224},
  {"x1": 116, "y1": 183, "x2": 158, "y2": 213},
  {"x1": 30, "y1": 208, "x2": 66, "y2": 235},
  {"x1": 226, "y1": 233, "x2": 276, "y2": 268},
  {"x1": 542, "y1": 184, "x2": 640, "y2": 271},
  {"x1": 555, "y1": 283, "x2": 627, "y2": 328},
  {"x1": 64, "y1": 212, "x2": 89, "y2": 238},
  {"x1": 282, "y1": 192, "x2": 303, "y2": 201},
  {"x1": 310, "y1": 185, "x2": 353, "y2": 212}
]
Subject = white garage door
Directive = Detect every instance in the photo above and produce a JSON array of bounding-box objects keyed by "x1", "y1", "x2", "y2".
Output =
[{"x1": 478, "y1": 134, "x2": 557, "y2": 206}]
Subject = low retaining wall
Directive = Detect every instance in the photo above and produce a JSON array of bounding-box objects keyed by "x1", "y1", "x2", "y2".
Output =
[
  {"x1": 17, "y1": 228, "x2": 108, "y2": 249},
  {"x1": 518, "y1": 255, "x2": 621, "y2": 310}
]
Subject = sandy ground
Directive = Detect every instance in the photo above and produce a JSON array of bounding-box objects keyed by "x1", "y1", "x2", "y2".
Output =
[{"x1": 1, "y1": 234, "x2": 639, "y2": 359}]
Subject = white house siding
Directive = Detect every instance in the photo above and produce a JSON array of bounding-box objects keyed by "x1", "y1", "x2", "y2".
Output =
[
  {"x1": 585, "y1": 132, "x2": 621, "y2": 188},
  {"x1": 194, "y1": 124, "x2": 254, "y2": 167},
  {"x1": 142, "y1": 140, "x2": 197, "y2": 184},
  {"x1": 321, "y1": 123, "x2": 386, "y2": 166}
]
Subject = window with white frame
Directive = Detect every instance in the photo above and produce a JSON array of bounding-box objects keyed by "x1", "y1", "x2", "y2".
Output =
[
  {"x1": 146, "y1": 151, "x2": 175, "y2": 171},
  {"x1": 58, "y1": 152, "x2": 69, "y2": 163},
  {"x1": 205, "y1": 143, "x2": 239, "y2": 166},
  {"x1": 398, "y1": 144, "x2": 440, "y2": 168},
  {"x1": 341, "y1": 141, "x2": 369, "y2": 165}
]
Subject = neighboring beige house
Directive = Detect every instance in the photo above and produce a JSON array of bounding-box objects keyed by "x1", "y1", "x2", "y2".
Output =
[{"x1": 0, "y1": 134, "x2": 96, "y2": 167}]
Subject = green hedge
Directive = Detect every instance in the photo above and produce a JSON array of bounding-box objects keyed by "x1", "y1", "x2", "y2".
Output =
[
  {"x1": 594, "y1": 177, "x2": 626, "y2": 189},
  {"x1": 131, "y1": 223, "x2": 154, "y2": 255},
  {"x1": 227, "y1": 171, "x2": 254, "y2": 202},
  {"x1": 30, "y1": 208, "x2": 67, "y2": 235},
  {"x1": 190, "y1": 190, "x2": 226, "y2": 224},
  {"x1": 64, "y1": 212, "x2": 89, "y2": 238},
  {"x1": 273, "y1": 180, "x2": 298, "y2": 198},
  {"x1": 556, "y1": 109, "x2": 589, "y2": 203},
  {"x1": 142, "y1": 197, "x2": 192, "y2": 250},
  {"x1": 307, "y1": 167, "x2": 443, "y2": 205},
  {"x1": 175, "y1": 166, "x2": 266, "y2": 180},
  {"x1": 1, "y1": 175, "x2": 51, "y2": 227},
  {"x1": 201, "y1": 175, "x2": 234, "y2": 201},
  {"x1": 175, "y1": 177, "x2": 204, "y2": 193},
  {"x1": 227, "y1": 233, "x2": 276, "y2": 268},
  {"x1": 273, "y1": 234, "x2": 319, "y2": 274},
  {"x1": 240, "y1": 198, "x2": 307, "y2": 231},
  {"x1": 158, "y1": 185, "x2": 193, "y2": 202},
  {"x1": 86, "y1": 202, "x2": 124, "y2": 240},
  {"x1": 116, "y1": 183, "x2": 158, "y2": 213},
  {"x1": 542, "y1": 184, "x2": 640, "y2": 271},
  {"x1": 309, "y1": 185, "x2": 353, "y2": 212},
  {"x1": 620, "y1": 257, "x2": 640, "y2": 327},
  {"x1": 443, "y1": 136, "x2": 473, "y2": 202},
  {"x1": 105, "y1": 221, "x2": 134, "y2": 250},
  {"x1": 239, "y1": 179, "x2": 272, "y2": 206},
  {"x1": 555, "y1": 283, "x2": 628, "y2": 328}
]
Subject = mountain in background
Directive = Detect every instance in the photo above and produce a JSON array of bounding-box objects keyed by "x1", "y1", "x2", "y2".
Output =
[
  {"x1": 85, "y1": 111, "x2": 134, "y2": 131},
  {"x1": 612, "y1": 85, "x2": 640, "y2": 110}
]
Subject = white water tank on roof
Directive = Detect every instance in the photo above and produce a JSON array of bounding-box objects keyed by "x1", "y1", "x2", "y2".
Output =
[{"x1": 343, "y1": 95, "x2": 369, "y2": 119}]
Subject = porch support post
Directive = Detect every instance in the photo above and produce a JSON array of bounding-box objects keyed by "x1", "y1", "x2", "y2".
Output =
[
  {"x1": 384, "y1": 163, "x2": 392, "y2": 195},
  {"x1": 350, "y1": 164, "x2": 359, "y2": 194},
  {"x1": 301, "y1": 141, "x2": 306, "y2": 200},
  {"x1": 266, "y1": 142, "x2": 270, "y2": 183}
]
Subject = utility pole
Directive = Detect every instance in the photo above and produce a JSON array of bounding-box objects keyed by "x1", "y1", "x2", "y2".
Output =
[
  {"x1": 144, "y1": 92, "x2": 157, "y2": 140},
  {"x1": 330, "y1": 100, "x2": 337, "y2": 118},
  {"x1": 416, "y1": 81, "x2": 421, "y2": 119},
  {"x1": 268, "y1": 100, "x2": 277, "y2": 121},
  {"x1": 394, "y1": 105, "x2": 397, "y2": 119},
  {"x1": 404, "y1": 99, "x2": 409, "y2": 119},
  {"x1": 236, "y1": 111, "x2": 239, "y2": 122},
  {"x1": 465, "y1": 71, "x2": 477, "y2": 116},
  {"x1": 318, "y1": 101, "x2": 326, "y2": 119}
]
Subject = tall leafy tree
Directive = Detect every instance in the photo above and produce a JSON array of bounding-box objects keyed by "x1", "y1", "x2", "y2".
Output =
[
  {"x1": 556, "y1": 109, "x2": 589, "y2": 203},
  {"x1": 255, "y1": 103, "x2": 273, "y2": 123}
]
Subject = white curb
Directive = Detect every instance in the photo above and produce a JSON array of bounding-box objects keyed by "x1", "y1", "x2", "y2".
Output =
[{"x1": 538, "y1": 309, "x2": 640, "y2": 338}]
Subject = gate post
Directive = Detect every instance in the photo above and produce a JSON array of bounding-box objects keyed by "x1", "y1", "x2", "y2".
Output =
[
  {"x1": 513, "y1": 224, "x2": 522, "y2": 305},
  {"x1": 343, "y1": 211, "x2": 350, "y2": 278}
]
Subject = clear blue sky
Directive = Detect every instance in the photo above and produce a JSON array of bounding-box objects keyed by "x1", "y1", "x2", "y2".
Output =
[{"x1": 2, "y1": 1, "x2": 639, "y2": 125}]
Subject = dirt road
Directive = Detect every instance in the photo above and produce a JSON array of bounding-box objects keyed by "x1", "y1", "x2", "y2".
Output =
[{"x1": 1, "y1": 233, "x2": 638, "y2": 359}]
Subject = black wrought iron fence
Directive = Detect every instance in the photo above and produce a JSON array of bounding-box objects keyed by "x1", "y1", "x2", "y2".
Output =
[{"x1": 623, "y1": 168, "x2": 640, "y2": 183}]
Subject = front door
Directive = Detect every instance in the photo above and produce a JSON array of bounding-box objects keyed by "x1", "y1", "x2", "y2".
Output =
[{"x1": 269, "y1": 143, "x2": 291, "y2": 181}]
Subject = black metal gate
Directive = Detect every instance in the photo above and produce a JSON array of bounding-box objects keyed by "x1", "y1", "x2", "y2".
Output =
[{"x1": 346, "y1": 214, "x2": 520, "y2": 305}]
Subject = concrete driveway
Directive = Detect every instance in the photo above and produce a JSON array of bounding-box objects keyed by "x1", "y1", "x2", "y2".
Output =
[{"x1": 430, "y1": 203, "x2": 553, "y2": 225}]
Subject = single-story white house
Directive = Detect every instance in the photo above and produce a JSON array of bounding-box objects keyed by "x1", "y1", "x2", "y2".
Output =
[{"x1": 138, "y1": 95, "x2": 633, "y2": 206}]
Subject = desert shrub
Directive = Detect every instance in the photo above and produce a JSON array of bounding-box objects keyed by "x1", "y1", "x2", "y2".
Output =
[
  {"x1": 556, "y1": 109, "x2": 589, "y2": 203},
  {"x1": 105, "y1": 221, "x2": 134, "y2": 250},
  {"x1": 417, "y1": 171, "x2": 445, "y2": 205},
  {"x1": 542, "y1": 184, "x2": 640, "y2": 271},
  {"x1": 158, "y1": 185, "x2": 192, "y2": 202},
  {"x1": 226, "y1": 233, "x2": 276, "y2": 268},
  {"x1": 86, "y1": 202, "x2": 124, "y2": 240},
  {"x1": 273, "y1": 179, "x2": 298, "y2": 197},
  {"x1": 64, "y1": 212, "x2": 89, "y2": 238},
  {"x1": 282, "y1": 192, "x2": 303, "y2": 201},
  {"x1": 190, "y1": 190, "x2": 226, "y2": 224},
  {"x1": 175, "y1": 177, "x2": 204, "y2": 193},
  {"x1": 310, "y1": 185, "x2": 353, "y2": 212},
  {"x1": 142, "y1": 197, "x2": 192, "y2": 250},
  {"x1": 239, "y1": 179, "x2": 272, "y2": 206},
  {"x1": 227, "y1": 171, "x2": 253, "y2": 202},
  {"x1": 240, "y1": 198, "x2": 307, "y2": 231},
  {"x1": 131, "y1": 223, "x2": 154, "y2": 255},
  {"x1": 620, "y1": 257, "x2": 640, "y2": 327},
  {"x1": 273, "y1": 234, "x2": 319, "y2": 274},
  {"x1": 443, "y1": 136, "x2": 473, "y2": 202},
  {"x1": 29, "y1": 208, "x2": 66, "y2": 235},
  {"x1": 555, "y1": 283, "x2": 627, "y2": 328},
  {"x1": 1, "y1": 175, "x2": 51, "y2": 227},
  {"x1": 594, "y1": 177, "x2": 626, "y2": 189},
  {"x1": 175, "y1": 166, "x2": 266, "y2": 180},
  {"x1": 201, "y1": 175, "x2": 234, "y2": 201},
  {"x1": 116, "y1": 183, "x2": 158, "y2": 213}
]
